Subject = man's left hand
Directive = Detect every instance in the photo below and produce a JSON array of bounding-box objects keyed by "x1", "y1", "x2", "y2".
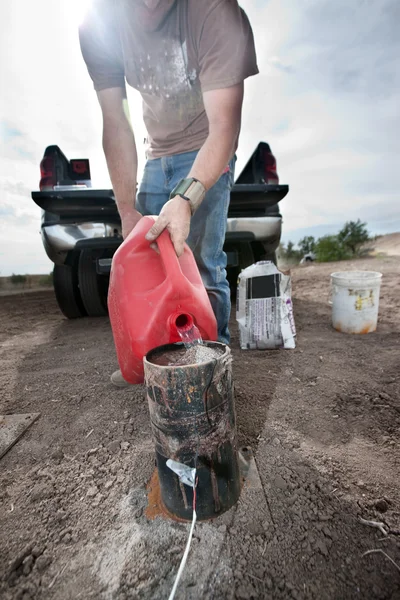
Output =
[{"x1": 145, "y1": 196, "x2": 191, "y2": 257}]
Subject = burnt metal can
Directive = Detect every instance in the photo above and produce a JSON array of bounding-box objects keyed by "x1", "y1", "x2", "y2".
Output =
[{"x1": 144, "y1": 342, "x2": 241, "y2": 521}]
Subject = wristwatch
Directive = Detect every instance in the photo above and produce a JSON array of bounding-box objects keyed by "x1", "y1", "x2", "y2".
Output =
[{"x1": 169, "y1": 177, "x2": 206, "y2": 215}]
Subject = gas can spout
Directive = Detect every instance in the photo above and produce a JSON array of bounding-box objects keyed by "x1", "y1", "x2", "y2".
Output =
[
  {"x1": 173, "y1": 313, "x2": 203, "y2": 347},
  {"x1": 175, "y1": 313, "x2": 194, "y2": 333}
]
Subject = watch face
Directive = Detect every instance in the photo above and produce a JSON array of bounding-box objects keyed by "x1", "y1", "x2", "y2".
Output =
[{"x1": 176, "y1": 179, "x2": 191, "y2": 196}]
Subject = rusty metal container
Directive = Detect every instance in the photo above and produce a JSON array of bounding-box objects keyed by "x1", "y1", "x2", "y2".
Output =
[{"x1": 144, "y1": 342, "x2": 241, "y2": 521}]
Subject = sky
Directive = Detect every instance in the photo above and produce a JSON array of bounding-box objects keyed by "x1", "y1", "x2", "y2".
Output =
[{"x1": 0, "y1": 0, "x2": 399, "y2": 275}]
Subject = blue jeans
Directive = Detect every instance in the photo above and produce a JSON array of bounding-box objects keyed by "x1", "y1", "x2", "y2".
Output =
[{"x1": 136, "y1": 150, "x2": 235, "y2": 344}]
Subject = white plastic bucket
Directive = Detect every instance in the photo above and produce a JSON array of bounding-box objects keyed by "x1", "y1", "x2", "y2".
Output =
[{"x1": 330, "y1": 271, "x2": 382, "y2": 334}]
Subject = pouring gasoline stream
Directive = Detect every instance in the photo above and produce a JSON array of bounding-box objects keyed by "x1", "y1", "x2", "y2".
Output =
[{"x1": 150, "y1": 322, "x2": 222, "y2": 366}]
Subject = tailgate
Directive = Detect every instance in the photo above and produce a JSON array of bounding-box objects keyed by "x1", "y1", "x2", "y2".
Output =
[
  {"x1": 31, "y1": 189, "x2": 118, "y2": 219},
  {"x1": 32, "y1": 184, "x2": 289, "y2": 220},
  {"x1": 228, "y1": 184, "x2": 289, "y2": 218}
]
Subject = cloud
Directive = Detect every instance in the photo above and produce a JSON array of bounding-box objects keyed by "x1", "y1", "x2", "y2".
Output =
[
  {"x1": 0, "y1": 0, "x2": 399, "y2": 275},
  {"x1": 0, "y1": 122, "x2": 23, "y2": 140},
  {"x1": 0, "y1": 121, "x2": 35, "y2": 161},
  {"x1": 268, "y1": 57, "x2": 294, "y2": 74},
  {"x1": 1, "y1": 178, "x2": 32, "y2": 198},
  {"x1": 238, "y1": 0, "x2": 400, "y2": 235}
]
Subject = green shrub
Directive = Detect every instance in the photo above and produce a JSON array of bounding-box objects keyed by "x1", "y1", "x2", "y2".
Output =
[
  {"x1": 279, "y1": 241, "x2": 302, "y2": 263},
  {"x1": 279, "y1": 220, "x2": 371, "y2": 264},
  {"x1": 298, "y1": 236, "x2": 316, "y2": 255},
  {"x1": 38, "y1": 273, "x2": 53, "y2": 287},
  {"x1": 10, "y1": 274, "x2": 27, "y2": 285},
  {"x1": 338, "y1": 220, "x2": 369, "y2": 256},
  {"x1": 315, "y1": 236, "x2": 351, "y2": 262}
]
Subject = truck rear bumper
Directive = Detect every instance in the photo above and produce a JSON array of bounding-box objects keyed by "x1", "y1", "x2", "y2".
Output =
[
  {"x1": 42, "y1": 222, "x2": 121, "y2": 253},
  {"x1": 226, "y1": 216, "x2": 281, "y2": 241},
  {"x1": 43, "y1": 216, "x2": 281, "y2": 252},
  {"x1": 42, "y1": 216, "x2": 282, "y2": 269}
]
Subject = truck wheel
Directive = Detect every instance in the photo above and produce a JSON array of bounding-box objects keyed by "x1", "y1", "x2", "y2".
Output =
[
  {"x1": 227, "y1": 243, "x2": 255, "y2": 297},
  {"x1": 239, "y1": 242, "x2": 255, "y2": 270},
  {"x1": 78, "y1": 250, "x2": 108, "y2": 317},
  {"x1": 53, "y1": 263, "x2": 86, "y2": 319}
]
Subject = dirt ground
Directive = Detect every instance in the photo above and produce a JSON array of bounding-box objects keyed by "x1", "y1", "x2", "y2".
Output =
[{"x1": 0, "y1": 255, "x2": 399, "y2": 600}]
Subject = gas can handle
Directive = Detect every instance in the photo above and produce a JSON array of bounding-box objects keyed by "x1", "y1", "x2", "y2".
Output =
[{"x1": 156, "y1": 228, "x2": 188, "y2": 284}]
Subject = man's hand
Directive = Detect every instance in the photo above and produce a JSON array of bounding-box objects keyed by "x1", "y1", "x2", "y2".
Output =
[
  {"x1": 145, "y1": 196, "x2": 191, "y2": 256},
  {"x1": 121, "y1": 208, "x2": 142, "y2": 239}
]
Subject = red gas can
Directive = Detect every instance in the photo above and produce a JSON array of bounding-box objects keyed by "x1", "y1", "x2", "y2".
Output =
[{"x1": 108, "y1": 216, "x2": 218, "y2": 384}]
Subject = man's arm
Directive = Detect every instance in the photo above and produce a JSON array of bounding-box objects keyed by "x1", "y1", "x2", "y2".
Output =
[
  {"x1": 188, "y1": 82, "x2": 243, "y2": 189},
  {"x1": 146, "y1": 83, "x2": 244, "y2": 255},
  {"x1": 97, "y1": 87, "x2": 142, "y2": 239}
]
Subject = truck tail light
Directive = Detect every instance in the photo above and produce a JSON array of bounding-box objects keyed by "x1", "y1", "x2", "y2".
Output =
[
  {"x1": 263, "y1": 148, "x2": 279, "y2": 184},
  {"x1": 39, "y1": 155, "x2": 57, "y2": 190}
]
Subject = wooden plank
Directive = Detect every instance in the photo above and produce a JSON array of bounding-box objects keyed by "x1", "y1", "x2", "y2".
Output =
[{"x1": 0, "y1": 413, "x2": 40, "y2": 459}]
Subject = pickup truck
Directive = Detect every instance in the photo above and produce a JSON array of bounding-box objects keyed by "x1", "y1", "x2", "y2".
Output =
[{"x1": 32, "y1": 143, "x2": 289, "y2": 319}]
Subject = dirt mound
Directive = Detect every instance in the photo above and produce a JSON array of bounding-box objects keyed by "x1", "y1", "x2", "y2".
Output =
[{"x1": 368, "y1": 232, "x2": 400, "y2": 257}]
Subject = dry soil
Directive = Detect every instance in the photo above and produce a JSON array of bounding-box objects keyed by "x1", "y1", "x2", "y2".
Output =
[{"x1": 0, "y1": 255, "x2": 399, "y2": 600}]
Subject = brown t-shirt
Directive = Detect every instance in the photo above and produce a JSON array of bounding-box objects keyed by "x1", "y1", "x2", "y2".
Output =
[{"x1": 79, "y1": 0, "x2": 259, "y2": 158}]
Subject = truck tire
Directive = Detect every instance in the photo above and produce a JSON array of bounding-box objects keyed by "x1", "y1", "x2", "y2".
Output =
[
  {"x1": 78, "y1": 250, "x2": 108, "y2": 317},
  {"x1": 53, "y1": 263, "x2": 86, "y2": 319},
  {"x1": 239, "y1": 242, "x2": 255, "y2": 270},
  {"x1": 227, "y1": 242, "x2": 254, "y2": 296}
]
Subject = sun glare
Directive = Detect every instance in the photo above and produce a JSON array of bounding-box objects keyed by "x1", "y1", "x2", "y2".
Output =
[{"x1": 71, "y1": 0, "x2": 93, "y2": 26}]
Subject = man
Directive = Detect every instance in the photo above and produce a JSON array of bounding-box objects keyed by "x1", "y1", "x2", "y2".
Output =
[{"x1": 79, "y1": 0, "x2": 258, "y2": 386}]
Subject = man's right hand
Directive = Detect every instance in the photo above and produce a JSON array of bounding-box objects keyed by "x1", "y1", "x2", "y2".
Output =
[{"x1": 121, "y1": 209, "x2": 142, "y2": 239}]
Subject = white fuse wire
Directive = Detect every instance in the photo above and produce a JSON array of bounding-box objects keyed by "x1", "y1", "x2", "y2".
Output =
[
  {"x1": 166, "y1": 460, "x2": 198, "y2": 600},
  {"x1": 168, "y1": 508, "x2": 197, "y2": 600}
]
